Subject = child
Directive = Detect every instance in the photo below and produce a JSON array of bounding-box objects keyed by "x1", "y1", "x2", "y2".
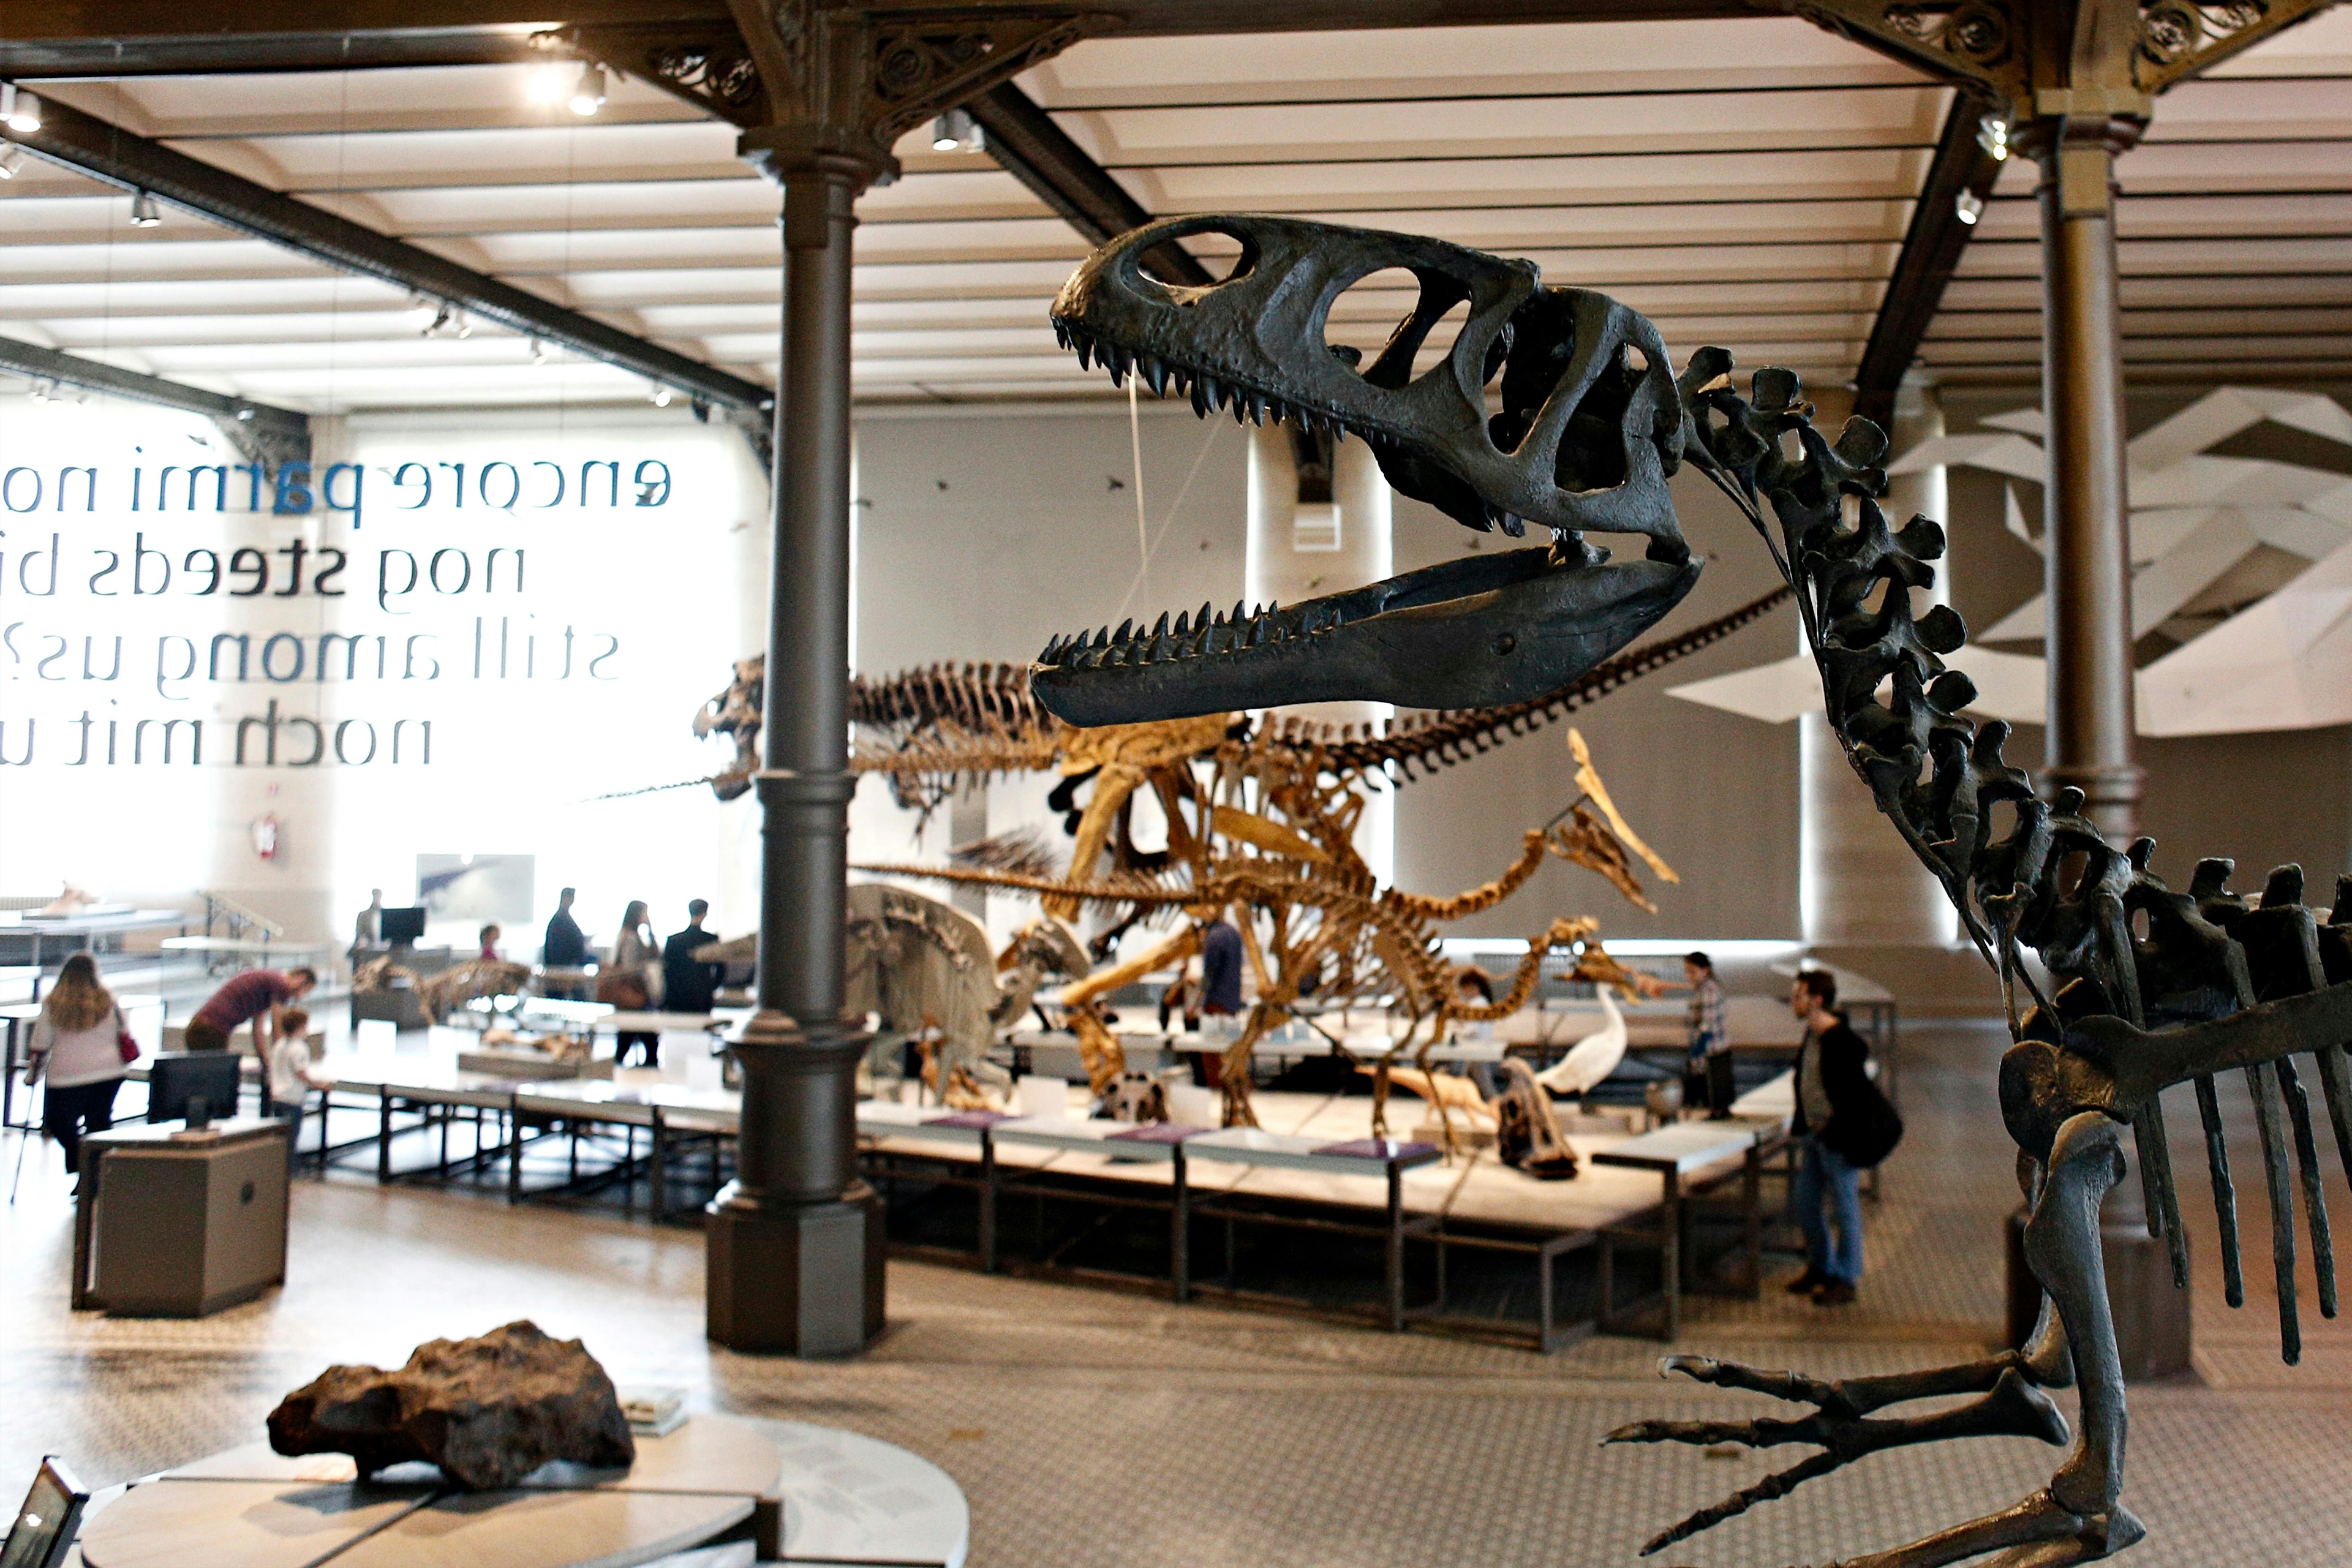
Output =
[{"x1": 265, "y1": 1006, "x2": 329, "y2": 1170}]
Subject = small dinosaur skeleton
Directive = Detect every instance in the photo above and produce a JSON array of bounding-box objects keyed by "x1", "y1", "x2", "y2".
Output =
[{"x1": 1036, "y1": 212, "x2": 2352, "y2": 1566}]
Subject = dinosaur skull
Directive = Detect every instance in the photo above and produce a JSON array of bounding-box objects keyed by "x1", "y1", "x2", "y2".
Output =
[{"x1": 1031, "y1": 214, "x2": 1700, "y2": 724}]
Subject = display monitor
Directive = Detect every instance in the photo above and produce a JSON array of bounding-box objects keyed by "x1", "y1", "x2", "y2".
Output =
[
  {"x1": 148, "y1": 1052, "x2": 243, "y2": 1126},
  {"x1": 378, "y1": 905, "x2": 427, "y2": 945},
  {"x1": 1, "y1": 1457, "x2": 88, "y2": 1568}
]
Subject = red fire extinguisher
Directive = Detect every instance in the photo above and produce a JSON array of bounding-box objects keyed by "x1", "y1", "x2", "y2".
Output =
[{"x1": 252, "y1": 812, "x2": 281, "y2": 861}]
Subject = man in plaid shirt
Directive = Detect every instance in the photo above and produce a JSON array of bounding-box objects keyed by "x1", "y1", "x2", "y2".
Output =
[{"x1": 1683, "y1": 951, "x2": 1730, "y2": 1115}]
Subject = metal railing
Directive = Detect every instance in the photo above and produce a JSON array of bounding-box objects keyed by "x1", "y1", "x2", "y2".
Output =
[{"x1": 201, "y1": 891, "x2": 284, "y2": 943}]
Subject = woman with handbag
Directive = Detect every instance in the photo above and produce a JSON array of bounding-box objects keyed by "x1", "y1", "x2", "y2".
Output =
[
  {"x1": 24, "y1": 952, "x2": 136, "y2": 1182},
  {"x1": 601, "y1": 900, "x2": 662, "y2": 1068}
]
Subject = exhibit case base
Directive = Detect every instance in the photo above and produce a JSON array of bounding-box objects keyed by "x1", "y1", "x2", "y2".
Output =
[{"x1": 706, "y1": 1181, "x2": 886, "y2": 1356}]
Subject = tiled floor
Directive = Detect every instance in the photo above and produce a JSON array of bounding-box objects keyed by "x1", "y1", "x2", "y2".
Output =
[{"x1": 8, "y1": 1021, "x2": 2350, "y2": 1567}]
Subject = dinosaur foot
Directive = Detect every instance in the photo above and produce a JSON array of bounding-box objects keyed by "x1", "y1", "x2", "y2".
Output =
[{"x1": 1605, "y1": 1355, "x2": 2068, "y2": 1558}]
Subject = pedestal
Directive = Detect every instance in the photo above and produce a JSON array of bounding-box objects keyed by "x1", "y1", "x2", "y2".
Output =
[{"x1": 706, "y1": 1183, "x2": 886, "y2": 1356}]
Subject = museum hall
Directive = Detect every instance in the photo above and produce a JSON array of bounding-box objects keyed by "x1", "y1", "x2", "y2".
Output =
[{"x1": 4, "y1": 4, "x2": 2352, "y2": 1566}]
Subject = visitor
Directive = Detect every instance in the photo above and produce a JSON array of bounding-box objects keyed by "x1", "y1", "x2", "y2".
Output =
[
  {"x1": 1192, "y1": 914, "x2": 1245, "y2": 1087},
  {"x1": 185, "y1": 965, "x2": 317, "y2": 1056},
  {"x1": 349, "y1": 888, "x2": 384, "y2": 968},
  {"x1": 23, "y1": 953, "x2": 132, "y2": 1182},
  {"x1": 1788, "y1": 968, "x2": 1871, "y2": 1306},
  {"x1": 478, "y1": 924, "x2": 503, "y2": 961},
  {"x1": 543, "y1": 888, "x2": 588, "y2": 997},
  {"x1": 1682, "y1": 950, "x2": 1728, "y2": 1114},
  {"x1": 662, "y1": 900, "x2": 723, "y2": 1017},
  {"x1": 605, "y1": 900, "x2": 660, "y2": 1068},
  {"x1": 1199, "y1": 917, "x2": 1243, "y2": 1015},
  {"x1": 263, "y1": 1005, "x2": 330, "y2": 1171},
  {"x1": 1157, "y1": 963, "x2": 1200, "y2": 1033},
  {"x1": 1454, "y1": 966, "x2": 1496, "y2": 1044}
]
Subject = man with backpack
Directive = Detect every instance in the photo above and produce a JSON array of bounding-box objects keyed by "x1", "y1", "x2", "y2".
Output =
[{"x1": 1785, "y1": 968, "x2": 1902, "y2": 1306}]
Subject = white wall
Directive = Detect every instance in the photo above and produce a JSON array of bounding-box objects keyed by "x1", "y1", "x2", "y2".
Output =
[{"x1": 0, "y1": 396, "x2": 767, "y2": 956}]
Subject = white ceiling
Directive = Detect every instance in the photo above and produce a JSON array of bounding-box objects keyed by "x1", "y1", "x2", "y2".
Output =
[{"x1": 3, "y1": 10, "x2": 2350, "y2": 413}]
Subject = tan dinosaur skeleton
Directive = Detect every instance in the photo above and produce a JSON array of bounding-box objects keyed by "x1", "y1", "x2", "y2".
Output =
[
  {"x1": 647, "y1": 592, "x2": 1776, "y2": 1126},
  {"x1": 861, "y1": 725, "x2": 1673, "y2": 1132}
]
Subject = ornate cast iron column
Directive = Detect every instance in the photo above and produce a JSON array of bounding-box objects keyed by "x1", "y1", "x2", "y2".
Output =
[
  {"x1": 2022, "y1": 110, "x2": 2146, "y2": 839},
  {"x1": 557, "y1": 2, "x2": 1105, "y2": 1355},
  {"x1": 704, "y1": 143, "x2": 886, "y2": 1357}
]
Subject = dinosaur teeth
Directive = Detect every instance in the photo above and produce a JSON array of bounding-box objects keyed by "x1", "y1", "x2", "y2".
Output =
[
  {"x1": 1197, "y1": 602, "x2": 1213, "y2": 631},
  {"x1": 1172, "y1": 610, "x2": 1189, "y2": 636},
  {"x1": 1232, "y1": 599, "x2": 1246, "y2": 626},
  {"x1": 1092, "y1": 626, "x2": 1109, "y2": 648},
  {"x1": 1152, "y1": 611, "x2": 1170, "y2": 639},
  {"x1": 1498, "y1": 511, "x2": 1527, "y2": 538},
  {"x1": 1139, "y1": 355, "x2": 1169, "y2": 396}
]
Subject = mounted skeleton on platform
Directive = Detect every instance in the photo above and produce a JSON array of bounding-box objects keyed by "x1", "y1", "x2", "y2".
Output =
[{"x1": 1031, "y1": 209, "x2": 2352, "y2": 1566}]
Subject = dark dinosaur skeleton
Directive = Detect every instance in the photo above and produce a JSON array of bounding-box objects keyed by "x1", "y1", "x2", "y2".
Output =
[{"x1": 1037, "y1": 213, "x2": 2352, "y2": 1567}]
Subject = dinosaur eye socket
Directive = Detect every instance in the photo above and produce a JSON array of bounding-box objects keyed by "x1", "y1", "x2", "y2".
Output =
[
  {"x1": 1325, "y1": 266, "x2": 1480, "y2": 391},
  {"x1": 1126, "y1": 219, "x2": 1258, "y2": 301}
]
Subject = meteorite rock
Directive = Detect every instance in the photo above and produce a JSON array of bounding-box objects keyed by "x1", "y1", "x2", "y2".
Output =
[{"x1": 267, "y1": 1320, "x2": 635, "y2": 1489}]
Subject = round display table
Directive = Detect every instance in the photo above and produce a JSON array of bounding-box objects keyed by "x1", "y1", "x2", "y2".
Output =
[{"x1": 75, "y1": 1414, "x2": 968, "y2": 1568}]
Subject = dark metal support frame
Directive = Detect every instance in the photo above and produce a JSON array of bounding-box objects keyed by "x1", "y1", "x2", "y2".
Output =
[
  {"x1": 5, "y1": 93, "x2": 772, "y2": 436},
  {"x1": 0, "y1": 332, "x2": 311, "y2": 469},
  {"x1": 1851, "y1": 92, "x2": 2004, "y2": 429}
]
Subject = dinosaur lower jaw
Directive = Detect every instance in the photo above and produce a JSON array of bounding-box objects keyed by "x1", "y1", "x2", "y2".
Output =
[{"x1": 1030, "y1": 541, "x2": 1698, "y2": 726}]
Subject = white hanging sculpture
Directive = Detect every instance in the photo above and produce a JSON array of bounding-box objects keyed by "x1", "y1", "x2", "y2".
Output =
[
  {"x1": 1668, "y1": 387, "x2": 2352, "y2": 737},
  {"x1": 1534, "y1": 986, "x2": 1626, "y2": 1096}
]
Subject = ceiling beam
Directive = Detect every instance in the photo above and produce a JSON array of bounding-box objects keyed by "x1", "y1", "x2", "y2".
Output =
[
  {"x1": 0, "y1": 28, "x2": 541, "y2": 78},
  {"x1": 0, "y1": 332, "x2": 311, "y2": 469},
  {"x1": 4, "y1": 92, "x2": 772, "y2": 422},
  {"x1": 965, "y1": 83, "x2": 1213, "y2": 287},
  {"x1": 0, "y1": 1, "x2": 1755, "y2": 77},
  {"x1": 1851, "y1": 92, "x2": 2003, "y2": 429}
]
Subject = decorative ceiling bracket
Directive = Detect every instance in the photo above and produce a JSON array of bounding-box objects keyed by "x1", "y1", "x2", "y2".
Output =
[
  {"x1": 1777, "y1": 0, "x2": 2030, "y2": 107},
  {"x1": 725, "y1": 2, "x2": 1116, "y2": 187},
  {"x1": 543, "y1": 23, "x2": 772, "y2": 128},
  {"x1": 2132, "y1": 0, "x2": 2340, "y2": 94},
  {"x1": 1776, "y1": 0, "x2": 2336, "y2": 120}
]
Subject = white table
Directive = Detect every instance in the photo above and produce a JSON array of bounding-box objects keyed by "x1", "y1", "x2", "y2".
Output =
[
  {"x1": 70, "y1": 1412, "x2": 966, "y2": 1568},
  {"x1": 1590, "y1": 1117, "x2": 1788, "y2": 1338}
]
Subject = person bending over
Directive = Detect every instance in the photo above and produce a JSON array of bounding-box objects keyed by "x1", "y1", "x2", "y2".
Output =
[{"x1": 186, "y1": 965, "x2": 317, "y2": 1058}]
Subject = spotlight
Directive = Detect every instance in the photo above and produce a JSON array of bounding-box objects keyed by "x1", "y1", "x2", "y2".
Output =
[
  {"x1": 526, "y1": 64, "x2": 571, "y2": 106},
  {"x1": 0, "y1": 146, "x2": 21, "y2": 179},
  {"x1": 129, "y1": 190, "x2": 161, "y2": 227},
  {"x1": 529, "y1": 337, "x2": 548, "y2": 365},
  {"x1": 568, "y1": 62, "x2": 606, "y2": 118},
  {"x1": 1977, "y1": 114, "x2": 2011, "y2": 162},
  {"x1": 930, "y1": 107, "x2": 983, "y2": 153},
  {"x1": 1954, "y1": 189, "x2": 1984, "y2": 226},
  {"x1": 1, "y1": 84, "x2": 39, "y2": 135},
  {"x1": 422, "y1": 302, "x2": 452, "y2": 337},
  {"x1": 650, "y1": 385, "x2": 673, "y2": 408},
  {"x1": 28, "y1": 378, "x2": 54, "y2": 404},
  {"x1": 453, "y1": 309, "x2": 473, "y2": 339}
]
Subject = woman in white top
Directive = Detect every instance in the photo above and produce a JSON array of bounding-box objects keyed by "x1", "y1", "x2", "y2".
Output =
[{"x1": 24, "y1": 953, "x2": 130, "y2": 1178}]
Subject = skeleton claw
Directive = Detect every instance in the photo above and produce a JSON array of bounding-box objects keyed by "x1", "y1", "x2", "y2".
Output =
[{"x1": 1606, "y1": 1354, "x2": 2069, "y2": 1553}]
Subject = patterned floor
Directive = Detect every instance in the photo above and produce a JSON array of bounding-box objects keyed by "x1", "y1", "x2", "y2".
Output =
[{"x1": 8, "y1": 1021, "x2": 2349, "y2": 1567}]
